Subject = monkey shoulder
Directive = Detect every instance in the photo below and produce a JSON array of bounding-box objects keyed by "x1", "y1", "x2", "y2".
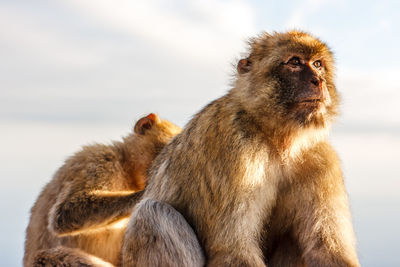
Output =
[
  {"x1": 306, "y1": 141, "x2": 340, "y2": 165},
  {"x1": 53, "y1": 143, "x2": 125, "y2": 190},
  {"x1": 289, "y1": 141, "x2": 342, "y2": 184}
]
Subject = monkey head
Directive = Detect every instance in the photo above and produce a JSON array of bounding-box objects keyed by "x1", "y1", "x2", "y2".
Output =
[
  {"x1": 236, "y1": 31, "x2": 339, "y2": 130},
  {"x1": 134, "y1": 113, "x2": 181, "y2": 151},
  {"x1": 134, "y1": 113, "x2": 161, "y2": 135}
]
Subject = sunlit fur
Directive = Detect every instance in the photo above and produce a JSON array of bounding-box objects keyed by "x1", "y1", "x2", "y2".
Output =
[
  {"x1": 122, "y1": 31, "x2": 359, "y2": 267},
  {"x1": 233, "y1": 31, "x2": 339, "y2": 160},
  {"x1": 23, "y1": 114, "x2": 181, "y2": 267}
]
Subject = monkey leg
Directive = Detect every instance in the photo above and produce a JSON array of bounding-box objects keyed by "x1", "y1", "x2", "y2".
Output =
[
  {"x1": 32, "y1": 246, "x2": 115, "y2": 267},
  {"x1": 121, "y1": 198, "x2": 205, "y2": 267}
]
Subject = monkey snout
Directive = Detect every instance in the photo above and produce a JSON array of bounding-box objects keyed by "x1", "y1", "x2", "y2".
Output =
[
  {"x1": 308, "y1": 76, "x2": 327, "y2": 100},
  {"x1": 295, "y1": 81, "x2": 325, "y2": 103},
  {"x1": 310, "y1": 76, "x2": 321, "y2": 87}
]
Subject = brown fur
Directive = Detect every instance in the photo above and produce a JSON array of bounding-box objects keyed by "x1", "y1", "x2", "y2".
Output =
[
  {"x1": 122, "y1": 31, "x2": 359, "y2": 267},
  {"x1": 122, "y1": 199, "x2": 205, "y2": 267},
  {"x1": 23, "y1": 114, "x2": 181, "y2": 267}
]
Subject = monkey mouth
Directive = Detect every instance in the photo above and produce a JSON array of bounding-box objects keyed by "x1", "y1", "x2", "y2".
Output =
[
  {"x1": 287, "y1": 98, "x2": 322, "y2": 109},
  {"x1": 290, "y1": 99, "x2": 324, "y2": 115},
  {"x1": 297, "y1": 98, "x2": 322, "y2": 104},
  {"x1": 295, "y1": 99, "x2": 324, "y2": 109}
]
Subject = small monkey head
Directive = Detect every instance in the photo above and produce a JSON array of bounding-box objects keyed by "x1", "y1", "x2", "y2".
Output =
[
  {"x1": 134, "y1": 113, "x2": 181, "y2": 148},
  {"x1": 134, "y1": 113, "x2": 160, "y2": 135},
  {"x1": 236, "y1": 31, "x2": 339, "y2": 130}
]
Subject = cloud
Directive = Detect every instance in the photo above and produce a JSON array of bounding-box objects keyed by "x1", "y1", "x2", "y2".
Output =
[
  {"x1": 0, "y1": 4, "x2": 102, "y2": 69},
  {"x1": 61, "y1": 0, "x2": 257, "y2": 65},
  {"x1": 284, "y1": 0, "x2": 346, "y2": 29},
  {"x1": 1, "y1": 1, "x2": 258, "y2": 125},
  {"x1": 284, "y1": 0, "x2": 328, "y2": 28},
  {"x1": 2, "y1": 1, "x2": 398, "y2": 129},
  {"x1": 1, "y1": 1, "x2": 257, "y2": 96}
]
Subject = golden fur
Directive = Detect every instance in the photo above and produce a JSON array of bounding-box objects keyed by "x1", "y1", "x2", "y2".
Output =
[
  {"x1": 121, "y1": 31, "x2": 359, "y2": 267},
  {"x1": 23, "y1": 114, "x2": 181, "y2": 266}
]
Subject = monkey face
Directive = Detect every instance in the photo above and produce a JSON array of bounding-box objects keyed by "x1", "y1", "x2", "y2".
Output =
[
  {"x1": 238, "y1": 31, "x2": 339, "y2": 128},
  {"x1": 273, "y1": 54, "x2": 332, "y2": 124}
]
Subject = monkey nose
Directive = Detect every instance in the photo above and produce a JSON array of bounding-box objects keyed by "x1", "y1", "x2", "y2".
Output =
[{"x1": 310, "y1": 76, "x2": 321, "y2": 87}]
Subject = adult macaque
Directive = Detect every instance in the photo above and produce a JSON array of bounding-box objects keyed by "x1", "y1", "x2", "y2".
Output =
[{"x1": 122, "y1": 31, "x2": 360, "y2": 267}]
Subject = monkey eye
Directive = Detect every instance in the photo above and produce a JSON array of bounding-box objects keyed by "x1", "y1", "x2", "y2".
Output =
[
  {"x1": 313, "y1": 60, "x2": 322, "y2": 68},
  {"x1": 287, "y1": 57, "x2": 301, "y2": 67}
]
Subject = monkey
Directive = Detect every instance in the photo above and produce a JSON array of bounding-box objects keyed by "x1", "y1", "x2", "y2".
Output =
[
  {"x1": 23, "y1": 113, "x2": 181, "y2": 267},
  {"x1": 121, "y1": 31, "x2": 360, "y2": 267}
]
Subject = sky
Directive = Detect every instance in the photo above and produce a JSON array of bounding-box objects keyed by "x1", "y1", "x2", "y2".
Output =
[{"x1": 1, "y1": 0, "x2": 400, "y2": 266}]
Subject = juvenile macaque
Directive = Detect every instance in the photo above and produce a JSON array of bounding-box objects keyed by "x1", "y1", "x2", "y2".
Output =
[
  {"x1": 23, "y1": 114, "x2": 181, "y2": 267},
  {"x1": 121, "y1": 31, "x2": 360, "y2": 267}
]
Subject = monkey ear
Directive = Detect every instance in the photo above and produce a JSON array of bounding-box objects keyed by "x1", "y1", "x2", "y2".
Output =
[
  {"x1": 237, "y1": 58, "x2": 252, "y2": 74},
  {"x1": 134, "y1": 113, "x2": 158, "y2": 135}
]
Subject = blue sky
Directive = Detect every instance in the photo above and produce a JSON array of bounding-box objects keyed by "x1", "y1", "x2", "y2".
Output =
[{"x1": 1, "y1": 0, "x2": 400, "y2": 266}]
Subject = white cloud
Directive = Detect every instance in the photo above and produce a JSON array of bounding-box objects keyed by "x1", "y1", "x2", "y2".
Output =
[
  {"x1": 1, "y1": 0, "x2": 257, "y2": 109},
  {"x1": 284, "y1": 0, "x2": 347, "y2": 29},
  {"x1": 284, "y1": 0, "x2": 329, "y2": 28},
  {"x1": 62, "y1": 0, "x2": 257, "y2": 65},
  {"x1": 2, "y1": 1, "x2": 398, "y2": 128},
  {"x1": 0, "y1": 5, "x2": 102, "y2": 69}
]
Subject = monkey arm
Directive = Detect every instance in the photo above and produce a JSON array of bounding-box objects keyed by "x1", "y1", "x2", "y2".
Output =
[
  {"x1": 297, "y1": 191, "x2": 359, "y2": 267},
  {"x1": 48, "y1": 187, "x2": 144, "y2": 236},
  {"x1": 294, "y1": 144, "x2": 360, "y2": 267}
]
